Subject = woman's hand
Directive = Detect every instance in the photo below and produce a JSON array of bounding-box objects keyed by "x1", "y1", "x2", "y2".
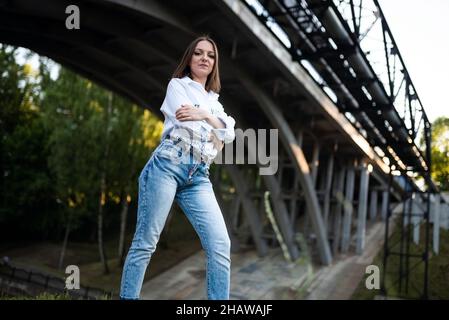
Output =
[
  {"x1": 175, "y1": 104, "x2": 209, "y2": 121},
  {"x1": 209, "y1": 132, "x2": 225, "y2": 152}
]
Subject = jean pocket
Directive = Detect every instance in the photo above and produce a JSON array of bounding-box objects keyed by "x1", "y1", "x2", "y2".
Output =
[{"x1": 156, "y1": 140, "x2": 183, "y2": 161}]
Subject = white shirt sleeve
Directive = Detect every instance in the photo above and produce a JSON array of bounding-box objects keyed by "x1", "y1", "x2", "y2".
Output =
[
  {"x1": 211, "y1": 102, "x2": 236, "y2": 144},
  {"x1": 161, "y1": 78, "x2": 235, "y2": 144},
  {"x1": 160, "y1": 79, "x2": 194, "y2": 125}
]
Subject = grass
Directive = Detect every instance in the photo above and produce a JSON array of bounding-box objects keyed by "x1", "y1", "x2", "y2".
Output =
[
  {"x1": 0, "y1": 291, "x2": 114, "y2": 300},
  {"x1": 351, "y1": 222, "x2": 449, "y2": 300},
  {"x1": 1, "y1": 292, "x2": 74, "y2": 300}
]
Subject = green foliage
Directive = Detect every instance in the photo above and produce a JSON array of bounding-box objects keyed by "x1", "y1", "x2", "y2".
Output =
[
  {"x1": 351, "y1": 226, "x2": 449, "y2": 300},
  {"x1": 430, "y1": 117, "x2": 449, "y2": 191},
  {"x1": 0, "y1": 45, "x2": 59, "y2": 239},
  {"x1": 0, "y1": 45, "x2": 163, "y2": 243}
]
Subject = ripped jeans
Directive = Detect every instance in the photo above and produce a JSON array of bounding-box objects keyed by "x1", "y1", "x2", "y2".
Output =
[{"x1": 120, "y1": 138, "x2": 231, "y2": 300}]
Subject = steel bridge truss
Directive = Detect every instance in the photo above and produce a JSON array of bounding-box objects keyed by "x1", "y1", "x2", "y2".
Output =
[
  {"x1": 242, "y1": 0, "x2": 437, "y2": 298},
  {"x1": 244, "y1": 0, "x2": 433, "y2": 184}
]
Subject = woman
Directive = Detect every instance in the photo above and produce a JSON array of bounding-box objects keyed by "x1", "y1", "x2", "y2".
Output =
[{"x1": 120, "y1": 35, "x2": 236, "y2": 300}]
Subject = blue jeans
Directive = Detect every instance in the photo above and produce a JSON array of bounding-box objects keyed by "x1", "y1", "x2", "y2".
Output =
[{"x1": 120, "y1": 139, "x2": 231, "y2": 300}]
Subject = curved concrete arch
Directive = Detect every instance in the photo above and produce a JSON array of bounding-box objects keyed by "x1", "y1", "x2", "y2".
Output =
[
  {"x1": 0, "y1": 0, "x2": 193, "y2": 114},
  {"x1": 0, "y1": 30, "x2": 155, "y2": 111}
]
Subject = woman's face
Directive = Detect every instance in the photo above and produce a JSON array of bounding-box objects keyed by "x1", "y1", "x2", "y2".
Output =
[{"x1": 189, "y1": 40, "x2": 215, "y2": 81}]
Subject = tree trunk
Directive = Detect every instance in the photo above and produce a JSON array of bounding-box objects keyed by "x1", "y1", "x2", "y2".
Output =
[
  {"x1": 118, "y1": 186, "x2": 130, "y2": 266},
  {"x1": 97, "y1": 92, "x2": 113, "y2": 275},
  {"x1": 58, "y1": 211, "x2": 72, "y2": 270},
  {"x1": 98, "y1": 175, "x2": 109, "y2": 274}
]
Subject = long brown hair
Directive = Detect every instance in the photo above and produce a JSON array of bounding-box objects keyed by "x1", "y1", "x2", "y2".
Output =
[{"x1": 172, "y1": 35, "x2": 221, "y2": 93}]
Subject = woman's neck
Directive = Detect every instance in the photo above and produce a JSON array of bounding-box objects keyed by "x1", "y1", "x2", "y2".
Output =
[{"x1": 190, "y1": 75, "x2": 207, "y2": 89}]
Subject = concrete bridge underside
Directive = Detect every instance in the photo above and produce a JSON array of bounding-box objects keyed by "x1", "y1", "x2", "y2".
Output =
[{"x1": 0, "y1": 0, "x2": 409, "y2": 265}]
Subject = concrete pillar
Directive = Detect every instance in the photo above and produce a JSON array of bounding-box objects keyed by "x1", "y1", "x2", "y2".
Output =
[
  {"x1": 369, "y1": 190, "x2": 378, "y2": 221},
  {"x1": 332, "y1": 167, "x2": 345, "y2": 255},
  {"x1": 442, "y1": 203, "x2": 449, "y2": 230},
  {"x1": 381, "y1": 190, "x2": 388, "y2": 221},
  {"x1": 310, "y1": 142, "x2": 320, "y2": 188},
  {"x1": 356, "y1": 163, "x2": 370, "y2": 255},
  {"x1": 341, "y1": 166, "x2": 355, "y2": 253},
  {"x1": 323, "y1": 154, "x2": 334, "y2": 233},
  {"x1": 412, "y1": 195, "x2": 423, "y2": 244},
  {"x1": 413, "y1": 220, "x2": 420, "y2": 244},
  {"x1": 289, "y1": 130, "x2": 302, "y2": 224},
  {"x1": 305, "y1": 141, "x2": 321, "y2": 239},
  {"x1": 433, "y1": 194, "x2": 441, "y2": 255}
]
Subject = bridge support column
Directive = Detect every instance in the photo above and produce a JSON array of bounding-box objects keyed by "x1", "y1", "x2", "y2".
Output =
[
  {"x1": 305, "y1": 141, "x2": 321, "y2": 240},
  {"x1": 433, "y1": 194, "x2": 441, "y2": 254},
  {"x1": 381, "y1": 190, "x2": 389, "y2": 221},
  {"x1": 341, "y1": 164, "x2": 355, "y2": 253},
  {"x1": 323, "y1": 153, "x2": 335, "y2": 234},
  {"x1": 332, "y1": 166, "x2": 345, "y2": 255},
  {"x1": 369, "y1": 190, "x2": 379, "y2": 221},
  {"x1": 356, "y1": 162, "x2": 370, "y2": 255}
]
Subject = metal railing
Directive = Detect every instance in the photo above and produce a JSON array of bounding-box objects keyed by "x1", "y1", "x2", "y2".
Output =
[{"x1": 0, "y1": 260, "x2": 115, "y2": 300}]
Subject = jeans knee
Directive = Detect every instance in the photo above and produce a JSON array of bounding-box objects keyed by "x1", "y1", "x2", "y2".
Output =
[
  {"x1": 208, "y1": 235, "x2": 231, "y2": 259},
  {"x1": 128, "y1": 243, "x2": 156, "y2": 262}
]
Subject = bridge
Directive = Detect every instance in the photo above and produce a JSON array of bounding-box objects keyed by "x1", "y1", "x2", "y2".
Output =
[{"x1": 1, "y1": 0, "x2": 448, "y2": 298}]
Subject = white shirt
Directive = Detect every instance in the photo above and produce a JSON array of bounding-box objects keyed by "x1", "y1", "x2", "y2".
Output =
[{"x1": 160, "y1": 76, "x2": 236, "y2": 162}]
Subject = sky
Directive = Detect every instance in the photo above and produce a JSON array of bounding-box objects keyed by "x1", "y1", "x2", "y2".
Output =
[{"x1": 378, "y1": 0, "x2": 449, "y2": 122}]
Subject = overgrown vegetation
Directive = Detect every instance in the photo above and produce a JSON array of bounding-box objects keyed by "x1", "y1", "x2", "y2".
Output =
[{"x1": 352, "y1": 224, "x2": 449, "y2": 300}]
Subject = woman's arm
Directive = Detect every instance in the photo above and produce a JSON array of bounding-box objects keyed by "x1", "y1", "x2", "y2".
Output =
[
  {"x1": 161, "y1": 78, "x2": 235, "y2": 144},
  {"x1": 208, "y1": 104, "x2": 236, "y2": 144},
  {"x1": 160, "y1": 79, "x2": 195, "y2": 124},
  {"x1": 175, "y1": 104, "x2": 235, "y2": 142},
  {"x1": 205, "y1": 114, "x2": 226, "y2": 129}
]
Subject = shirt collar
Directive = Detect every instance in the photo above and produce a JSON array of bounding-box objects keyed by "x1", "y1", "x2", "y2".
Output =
[{"x1": 180, "y1": 76, "x2": 219, "y2": 100}]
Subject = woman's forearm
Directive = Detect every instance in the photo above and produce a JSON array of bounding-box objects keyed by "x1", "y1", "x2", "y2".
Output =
[{"x1": 205, "y1": 113, "x2": 226, "y2": 129}]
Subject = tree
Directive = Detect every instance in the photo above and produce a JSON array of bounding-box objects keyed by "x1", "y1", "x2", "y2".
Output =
[
  {"x1": 430, "y1": 117, "x2": 449, "y2": 191},
  {"x1": 0, "y1": 45, "x2": 59, "y2": 241},
  {"x1": 1, "y1": 45, "x2": 164, "y2": 275},
  {"x1": 41, "y1": 66, "x2": 103, "y2": 268}
]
